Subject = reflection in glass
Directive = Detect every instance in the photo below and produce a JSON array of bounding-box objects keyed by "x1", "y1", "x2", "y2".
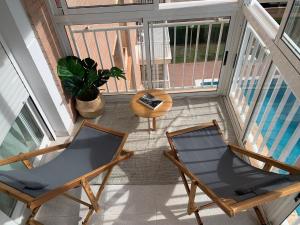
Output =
[
  {"x1": 0, "y1": 104, "x2": 43, "y2": 216},
  {"x1": 283, "y1": 0, "x2": 300, "y2": 56}
]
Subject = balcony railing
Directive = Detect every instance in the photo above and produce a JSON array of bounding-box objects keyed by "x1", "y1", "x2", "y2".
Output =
[{"x1": 65, "y1": 18, "x2": 229, "y2": 93}]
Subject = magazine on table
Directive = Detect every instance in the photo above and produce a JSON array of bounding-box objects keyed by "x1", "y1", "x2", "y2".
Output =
[{"x1": 138, "y1": 93, "x2": 163, "y2": 110}]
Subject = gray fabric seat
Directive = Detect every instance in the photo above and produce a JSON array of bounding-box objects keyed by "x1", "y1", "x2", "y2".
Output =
[
  {"x1": 171, "y1": 125, "x2": 299, "y2": 202},
  {"x1": 0, "y1": 126, "x2": 123, "y2": 197}
]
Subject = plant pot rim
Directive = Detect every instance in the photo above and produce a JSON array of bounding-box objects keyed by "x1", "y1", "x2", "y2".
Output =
[
  {"x1": 76, "y1": 90, "x2": 102, "y2": 102},
  {"x1": 75, "y1": 93, "x2": 100, "y2": 102}
]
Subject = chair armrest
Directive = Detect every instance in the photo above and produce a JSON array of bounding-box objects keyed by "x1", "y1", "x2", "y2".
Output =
[
  {"x1": 229, "y1": 144, "x2": 300, "y2": 175},
  {"x1": 0, "y1": 143, "x2": 71, "y2": 166}
]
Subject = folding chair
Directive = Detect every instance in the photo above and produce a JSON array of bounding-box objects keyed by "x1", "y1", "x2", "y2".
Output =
[
  {"x1": 164, "y1": 120, "x2": 300, "y2": 225},
  {"x1": 0, "y1": 120, "x2": 133, "y2": 225}
]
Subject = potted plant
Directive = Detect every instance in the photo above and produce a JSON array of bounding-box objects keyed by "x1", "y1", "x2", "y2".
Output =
[{"x1": 57, "y1": 56, "x2": 125, "y2": 118}]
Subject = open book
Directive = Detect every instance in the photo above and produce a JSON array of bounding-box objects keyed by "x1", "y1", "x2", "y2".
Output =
[{"x1": 138, "y1": 93, "x2": 163, "y2": 110}]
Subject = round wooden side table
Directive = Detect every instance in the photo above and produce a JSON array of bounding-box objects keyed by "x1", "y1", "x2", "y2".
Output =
[{"x1": 130, "y1": 89, "x2": 173, "y2": 130}]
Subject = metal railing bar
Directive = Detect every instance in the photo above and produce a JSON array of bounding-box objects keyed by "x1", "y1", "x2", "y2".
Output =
[
  {"x1": 116, "y1": 30, "x2": 128, "y2": 92},
  {"x1": 211, "y1": 22, "x2": 224, "y2": 86},
  {"x1": 192, "y1": 25, "x2": 200, "y2": 86},
  {"x1": 163, "y1": 25, "x2": 166, "y2": 89},
  {"x1": 93, "y1": 31, "x2": 109, "y2": 93},
  {"x1": 257, "y1": 88, "x2": 291, "y2": 154},
  {"x1": 234, "y1": 33, "x2": 255, "y2": 100},
  {"x1": 150, "y1": 23, "x2": 157, "y2": 85},
  {"x1": 189, "y1": 26, "x2": 193, "y2": 56},
  {"x1": 240, "y1": 49, "x2": 266, "y2": 115},
  {"x1": 68, "y1": 25, "x2": 80, "y2": 57},
  {"x1": 243, "y1": 64, "x2": 275, "y2": 140},
  {"x1": 243, "y1": 49, "x2": 265, "y2": 104},
  {"x1": 236, "y1": 38, "x2": 260, "y2": 110},
  {"x1": 139, "y1": 29, "x2": 145, "y2": 88},
  {"x1": 173, "y1": 26, "x2": 177, "y2": 88},
  {"x1": 278, "y1": 122, "x2": 300, "y2": 162},
  {"x1": 82, "y1": 32, "x2": 90, "y2": 57},
  {"x1": 104, "y1": 30, "x2": 119, "y2": 93},
  {"x1": 182, "y1": 25, "x2": 188, "y2": 88},
  {"x1": 72, "y1": 25, "x2": 143, "y2": 33},
  {"x1": 151, "y1": 19, "x2": 230, "y2": 28},
  {"x1": 202, "y1": 24, "x2": 212, "y2": 87},
  {"x1": 252, "y1": 75, "x2": 283, "y2": 146},
  {"x1": 143, "y1": 20, "x2": 153, "y2": 89},
  {"x1": 93, "y1": 32, "x2": 104, "y2": 69},
  {"x1": 268, "y1": 102, "x2": 299, "y2": 156},
  {"x1": 230, "y1": 28, "x2": 252, "y2": 95}
]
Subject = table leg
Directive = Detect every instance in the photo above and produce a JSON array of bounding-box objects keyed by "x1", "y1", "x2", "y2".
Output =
[{"x1": 152, "y1": 117, "x2": 156, "y2": 131}]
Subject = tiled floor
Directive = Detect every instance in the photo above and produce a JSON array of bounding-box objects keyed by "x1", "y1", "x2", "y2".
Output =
[
  {"x1": 37, "y1": 184, "x2": 259, "y2": 225},
  {"x1": 34, "y1": 97, "x2": 260, "y2": 224}
]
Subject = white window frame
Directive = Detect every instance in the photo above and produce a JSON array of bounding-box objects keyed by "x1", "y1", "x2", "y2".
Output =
[
  {"x1": 52, "y1": 0, "x2": 241, "y2": 97},
  {"x1": 275, "y1": 0, "x2": 300, "y2": 74},
  {"x1": 60, "y1": 0, "x2": 158, "y2": 15}
]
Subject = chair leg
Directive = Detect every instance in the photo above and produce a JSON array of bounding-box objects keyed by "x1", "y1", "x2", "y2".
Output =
[
  {"x1": 180, "y1": 172, "x2": 204, "y2": 225},
  {"x1": 188, "y1": 181, "x2": 198, "y2": 215},
  {"x1": 194, "y1": 212, "x2": 204, "y2": 225},
  {"x1": 96, "y1": 168, "x2": 113, "y2": 201},
  {"x1": 81, "y1": 152, "x2": 133, "y2": 224},
  {"x1": 81, "y1": 178, "x2": 100, "y2": 212},
  {"x1": 82, "y1": 207, "x2": 94, "y2": 225},
  {"x1": 254, "y1": 206, "x2": 267, "y2": 225},
  {"x1": 26, "y1": 207, "x2": 43, "y2": 225}
]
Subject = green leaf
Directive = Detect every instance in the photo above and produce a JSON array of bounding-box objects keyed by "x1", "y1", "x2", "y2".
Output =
[
  {"x1": 95, "y1": 70, "x2": 109, "y2": 87},
  {"x1": 109, "y1": 67, "x2": 126, "y2": 80},
  {"x1": 61, "y1": 76, "x2": 83, "y2": 98},
  {"x1": 57, "y1": 56, "x2": 85, "y2": 79},
  {"x1": 87, "y1": 69, "x2": 99, "y2": 86},
  {"x1": 82, "y1": 57, "x2": 97, "y2": 70}
]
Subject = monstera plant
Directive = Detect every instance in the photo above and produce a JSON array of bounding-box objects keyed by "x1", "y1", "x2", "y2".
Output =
[{"x1": 57, "y1": 56, "x2": 125, "y2": 118}]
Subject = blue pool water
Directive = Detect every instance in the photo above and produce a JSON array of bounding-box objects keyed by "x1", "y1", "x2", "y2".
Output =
[{"x1": 242, "y1": 78, "x2": 300, "y2": 215}]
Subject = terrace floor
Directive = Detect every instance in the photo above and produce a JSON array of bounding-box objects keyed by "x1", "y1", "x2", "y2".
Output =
[{"x1": 35, "y1": 96, "x2": 260, "y2": 225}]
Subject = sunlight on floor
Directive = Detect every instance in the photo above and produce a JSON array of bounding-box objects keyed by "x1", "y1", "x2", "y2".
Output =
[{"x1": 36, "y1": 184, "x2": 259, "y2": 225}]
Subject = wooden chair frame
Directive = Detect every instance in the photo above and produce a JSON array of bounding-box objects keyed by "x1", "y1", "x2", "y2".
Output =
[
  {"x1": 0, "y1": 120, "x2": 134, "y2": 225},
  {"x1": 164, "y1": 120, "x2": 300, "y2": 225}
]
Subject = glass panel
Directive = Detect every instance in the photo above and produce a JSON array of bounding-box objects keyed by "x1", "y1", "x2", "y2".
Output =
[
  {"x1": 244, "y1": 65, "x2": 299, "y2": 162},
  {"x1": 283, "y1": 0, "x2": 300, "y2": 57},
  {"x1": 66, "y1": 0, "x2": 153, "y2": 8},
  {"x1": 244, "y1": 64, "x2": 300, "y2": 224},
  {"x1": 0, "y1": 104, "x2": 44, "y2": 216},
  {"x1": 283, "y1": 209, "x2": 300, "y2": 225},
  {"x1": 229, "y1": 24, "x2": 269, "y2": 128},
  {"x1": 261, "y1": 2, "x2": 287, "y2": 25}
]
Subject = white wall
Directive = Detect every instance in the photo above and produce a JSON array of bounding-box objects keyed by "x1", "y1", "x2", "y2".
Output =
[{"x1": 0, "y1": 0, "x2": 74, "y2": 137}]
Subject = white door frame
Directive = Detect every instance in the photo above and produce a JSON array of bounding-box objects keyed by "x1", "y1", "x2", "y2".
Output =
[{"x1": 0, "y1": 39, "x2": 51, "y2": 225}]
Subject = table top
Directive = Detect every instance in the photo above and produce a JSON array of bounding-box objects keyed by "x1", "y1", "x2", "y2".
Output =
[{"x1": 130, "y1": 89, "x2": 173, "y2": 118}]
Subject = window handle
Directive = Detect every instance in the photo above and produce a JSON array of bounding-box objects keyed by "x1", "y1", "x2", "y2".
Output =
[{"x1": 223, "y1": 51, "x2": 229, "y2": 66}]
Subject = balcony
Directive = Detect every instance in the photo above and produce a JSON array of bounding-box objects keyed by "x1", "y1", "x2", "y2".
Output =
[{"x1": 0, "y1": 0, "x2": 300, "y2": 225}]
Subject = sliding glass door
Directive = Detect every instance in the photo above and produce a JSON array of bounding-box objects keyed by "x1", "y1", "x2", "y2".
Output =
[
  {"x1": 0, "y1": 101, "x2": 46, "y2": 216},
  {"x1": 0, "y1": 40, "x2": 50, "y2": 217}
]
